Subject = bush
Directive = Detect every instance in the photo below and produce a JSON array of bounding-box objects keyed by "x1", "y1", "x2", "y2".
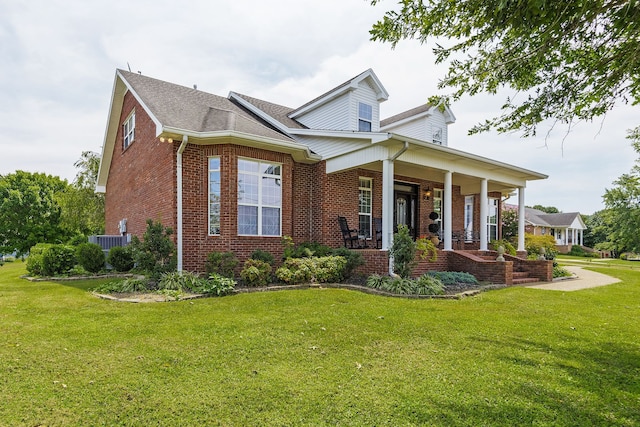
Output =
[
  {"x1": 158, "y1": 271, "x2": 206, "y2": 292},
  {"x1": 130, "y1": 219, "x2": 177, "y2": 281},
  {"x1": 76, "y1": 243, "x2": 105, "y2": 273},
  {"x1": 390, "y1": 225, "x2": 417, "y2": 278},
  {"x1": 331, "y1": 247, "x2": 365, "y2": 279},
  {"x1": 275, "y1": 256, "x2": 346, "y2": 285},
  {"x1": 40, "y1": 244, "x2": 76, "y2": 277},
  {"x1": 286, "y1": 241, "x2": 334, "y2": 259},
  {"x1": 26, "y1": 243, "x2": 53, "y2": 276},
  {"x1": 490, "y1": 239, "x2": 517, "y2": 256},
  {"x1": 201, "y1": 273, "x2": 236, "y2": 296},
  {"x1": 240, "y1": 259, "x2": 273, "y2": 287},
  {"x1": 107, "y1": 246, "x2": 135, "y2": 272},
  {"x1": 250, "y1": 249, "x2": 275, "y2": 266},
  {"x1": 525, "y1": 234, "x2": 558, "y2": 259},
  {"x1": 94, "y1": 277, "x2": 150, "y2": 293},
  {"x1": 553, "y1": 264, "x2": 573, "y2": 278},
  {"x1": 205, "y1": 251, "x2": 238, "y2": 278},
  {"x1": 426, "y1": 271, "x2": 479, "y2": 287},
  {"x1": 366, "y1": 274, "x2": 444, "y2": 296}
]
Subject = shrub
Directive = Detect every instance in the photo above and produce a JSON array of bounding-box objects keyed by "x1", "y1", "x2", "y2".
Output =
[
  {"x1": 287, "y1": 241, "x2": 334, "y2": 259},
  {"x1": 158, "y1": 271, "x2": 206, "y2": 292},
  {"x1": 67, "y1": 234, "x2": 88, "y2": 247},
  {"x1": 331, "y1": 247, "x2": 365, "y2": 279},
  {"x1": 107, "y1": 246, "x2": 135, "y2": 272},
  {"x1": 250, "y1": 249, "x2": 275, "y2": 266},
  {"x1": 414, "y1": 274, "x2": 445, "y2": 295},
  {"x1": 26, "y1": 243, "x2": 53, "y2": 276},
  {"x1": 205, "y1": 251, "x2": 238, "y2": 278},
  {"x1": 201, "y1": 273, "x2": 236, "y2": 296},
  {"x1": 94, "y1": 277, "x2": 150, "y2": 293},
  {"x1": 490, "y1": 239, "x2": 517, "y2": 256},
  {"x1": 553, "y1": 264, "x2": 573, "y2": 278},
  {"x1": 76, "y1": 243, "x2": 105, "y2": 273},
  {"x1": 365, "y1": 274, "x2": 444, "y2": 296},
  {"x1": 240, "y1": 259, "x2": 273, "y2": 287},
  {"x1": 390, "y1": 225, "x2": 417, "y2": 278},
  {"x1": 276, "y1": 256, "x2": 346, "y2": 285},
  {"x1": 525, "y1": 233, "x2": 558, "y2": 259},
  {"x1": 41, "y1": 244, "x2": 76, "y2": 277},
  {"x1": 130, "y1": 219, "x2": 177, "y2": 281},
  {"x1": 426, "y1": 271, "x2": 479, "y2": 287}
]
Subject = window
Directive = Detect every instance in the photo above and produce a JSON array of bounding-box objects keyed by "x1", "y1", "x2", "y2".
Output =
[
  {"x1": 237, "y1": 158, "x2": 282, "y2": 236},
  {"x1": 358, "y1": 178, "x2": 372, "y2": 238},
  {"x1": 433, "y1": 189, "x2": 443, "y2": 233},
  {"x1": 487, "y1": 198, "x2": 498, "y2": 241},
  {"x1": 208, "y1": 157, "x2": 221, "y2": 235},
  {"x1": 464, "y1": 196, "x2": 474, "y2": 241},
  {"x1": 358, "y1": 102, "x2": 372, "y2": 132},
  {"x1": 123, "y1": 111, "x2": 135, "y2": 149}
]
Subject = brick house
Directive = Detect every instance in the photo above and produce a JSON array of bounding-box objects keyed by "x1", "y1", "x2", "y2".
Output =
[{"x1": 96, "y1": 69, "x2": 551, "y2": 283}]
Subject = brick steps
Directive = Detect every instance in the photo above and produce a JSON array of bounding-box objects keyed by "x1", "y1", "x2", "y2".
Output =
[{"x1": 513, "y1": 271, "x2": 540, "y2": 285}]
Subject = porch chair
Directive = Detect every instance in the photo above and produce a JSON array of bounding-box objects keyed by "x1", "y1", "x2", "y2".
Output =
[
  {"x1": 338, "y1": 216, "x2": 364, "y2": 249},
  {"x1": 373, "y1": 217, "x2": 383, "y2": 249}
]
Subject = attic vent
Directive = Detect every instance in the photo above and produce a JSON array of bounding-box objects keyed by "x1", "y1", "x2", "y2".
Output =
[{"x1": 433, "y1": 127, "x2": 443, "y2": 144}]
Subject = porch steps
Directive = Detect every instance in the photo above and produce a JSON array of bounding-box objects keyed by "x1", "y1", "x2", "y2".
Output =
[
  {"x1": 473, "y1": 254, "x2": 540, "y2": 285},
  {"x1": 512, "y1": 271, "x2": 540, "y2": 285}
]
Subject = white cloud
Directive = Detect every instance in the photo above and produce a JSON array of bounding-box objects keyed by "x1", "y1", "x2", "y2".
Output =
[{"x1": 0, "y1": 0, "x2": 636, "y2": 214}]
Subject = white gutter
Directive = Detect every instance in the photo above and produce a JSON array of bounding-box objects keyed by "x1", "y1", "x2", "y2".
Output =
[
  {"x1": 386, "y1": 141, "x2": 409, "y2": 276},
  {"x1": 176, "y1": 136, "x2": 188, "y2": 271}
]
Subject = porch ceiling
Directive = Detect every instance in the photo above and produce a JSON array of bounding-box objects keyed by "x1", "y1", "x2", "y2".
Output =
[{"x1": 325, "y1": 135, "x2": 547, "y2": 195}]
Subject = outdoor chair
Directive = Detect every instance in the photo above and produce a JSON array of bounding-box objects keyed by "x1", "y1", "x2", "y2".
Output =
[
  {"x1": 373, "y1": 217, "x2": 383, "y2": 249},
  {"x1": 338, "y1": 216, "x2": 365, "y2": 249}
]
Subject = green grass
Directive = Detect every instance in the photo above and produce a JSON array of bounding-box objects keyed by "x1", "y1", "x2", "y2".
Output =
[{"x1": 1, "y1": 261, "x2": 639, "y2": 426}]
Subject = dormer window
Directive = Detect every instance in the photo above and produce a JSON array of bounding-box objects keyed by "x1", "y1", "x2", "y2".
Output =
[
  {"x1": 358, "y1": 102, "x2": 372, "y2": 132},
  {"x1": 123, "y1": 111, "x2": 135, "y2": 149}
]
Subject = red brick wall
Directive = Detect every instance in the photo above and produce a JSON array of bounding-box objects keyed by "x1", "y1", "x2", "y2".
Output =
[{"x1": 104, "y1": 92, "x2": 177, "y2": 239}]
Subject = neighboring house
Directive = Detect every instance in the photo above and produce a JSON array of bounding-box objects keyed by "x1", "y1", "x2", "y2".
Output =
[
  {"x1": 523, "y1": 207, "x2": 587, "y2": 252},
  {"x1": 96, "y1": 69, "x2": 548, "y2": 278}
]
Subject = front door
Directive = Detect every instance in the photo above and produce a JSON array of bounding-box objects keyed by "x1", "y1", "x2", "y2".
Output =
[{"x1": 394, "y1": 183, "x2": 418, "y2": 239}]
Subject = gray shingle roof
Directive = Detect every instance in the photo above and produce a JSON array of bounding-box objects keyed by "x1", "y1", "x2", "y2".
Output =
[
  {"x1": 525, "y1": 207, "x2": 582, "y2": 227},
  {"x1": 380, "y1": 103, "x2": 433, "y2": 128},
  {"x1": 118, "y1": 70, "x2": 295, "y2": 143},
  {"x1": 230, "y1": 93, "x2": 306, "y2": 129}
]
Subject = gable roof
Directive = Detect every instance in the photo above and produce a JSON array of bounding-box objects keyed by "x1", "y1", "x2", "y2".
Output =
[
  {"x1": 525, "y1": 207, "x2": 585, "y2": 229},
  {"x1": 380, "y1": 103, "x2": 456, "y2": 129},
  {"x1": 229, "y1": 92, "x2": 306, "y2": 131},
  {"x1": 288, "y1": 69, "x2": 389, "y2": 119},
  {"x1": 117, "y1": 70, "x2": 294, "y2": 142}
]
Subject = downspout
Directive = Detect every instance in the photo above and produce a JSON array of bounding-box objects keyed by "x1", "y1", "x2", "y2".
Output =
[
  {"x1": 386, "y1": 141, "x2": 409, "y2": 276},
  {"x1": 176, "y1": 136, "x2": 189, "y2": 271}
]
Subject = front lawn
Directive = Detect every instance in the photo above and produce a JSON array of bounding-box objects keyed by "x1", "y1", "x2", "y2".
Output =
[{"x1": 1, "y1": 261, "x2": 639, "y2": 426}]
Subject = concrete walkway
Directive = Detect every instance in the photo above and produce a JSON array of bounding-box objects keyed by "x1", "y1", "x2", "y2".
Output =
[{"x1": 527, "y1": 265, "x2": 621, "y2": 291}]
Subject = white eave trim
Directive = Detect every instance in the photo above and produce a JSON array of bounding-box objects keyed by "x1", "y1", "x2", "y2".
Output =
[
  {"x1": 116, "y1": 70, "x2": 164, "y2": 136},
  {"x1": 380, "y1": 110, "x2": 433, "y2": 131},
  {"x1": 161, "y1": 127, "x2": 322, "y2": 163},
  {"x1": 288, "y1": 128, "x2": 391, "y2": 143}
]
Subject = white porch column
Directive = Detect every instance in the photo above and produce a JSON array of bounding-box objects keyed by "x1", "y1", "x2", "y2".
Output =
[
  {"x1": 443, "y1": 171, "x2": 453, "y2": 250},
  {"x1": 479, "y1": 178, "x2": 488, "y2": 251},
  {"x1": 518, "y1": 187, "x2": 525, "y2": 252},
  {"x1": 382, "y1": 158, "x2": 394, "y2": 251}
]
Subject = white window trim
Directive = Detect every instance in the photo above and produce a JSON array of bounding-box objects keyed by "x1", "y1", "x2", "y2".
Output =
[
  {"x1": 359, "y1": 177, "x2": 373, "y2": 239},
  {"x1": 464, "y1": 195, "x2": 474, "y2": 242},
  {"x1": 208, "y1": 156, "x2": 221, "y2": 236},
  {"x1": 123, "y1": 110, "x2": 135, "y2": 149},
  {"x1": 358, "y1": 102, "x2": 372, "y2": 132},
  {"x1": 237, "y1": 157, "x2": 282, "y2": 237},
  {"x1": 487, "y1": 197, "x2": 499, "y2": 241}
]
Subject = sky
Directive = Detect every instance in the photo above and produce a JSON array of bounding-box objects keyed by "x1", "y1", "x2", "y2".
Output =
[{"x1": 0, "y1": 0, "x2": 637, "y2": 215}]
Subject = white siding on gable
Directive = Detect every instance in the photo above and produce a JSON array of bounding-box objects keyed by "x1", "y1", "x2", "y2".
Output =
[
  {"x1": 381, "y1": 108, "x2": 450, "y2": 146},
  {"x1": 295, "y1": 92, "x2": 350, "y2": 130},
  {"x1": 352, "y1": 80, "x2": 380, "y2": 132},
  {"x1": 429, "y1": 110, "x2": 448, "y2": 146}
]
